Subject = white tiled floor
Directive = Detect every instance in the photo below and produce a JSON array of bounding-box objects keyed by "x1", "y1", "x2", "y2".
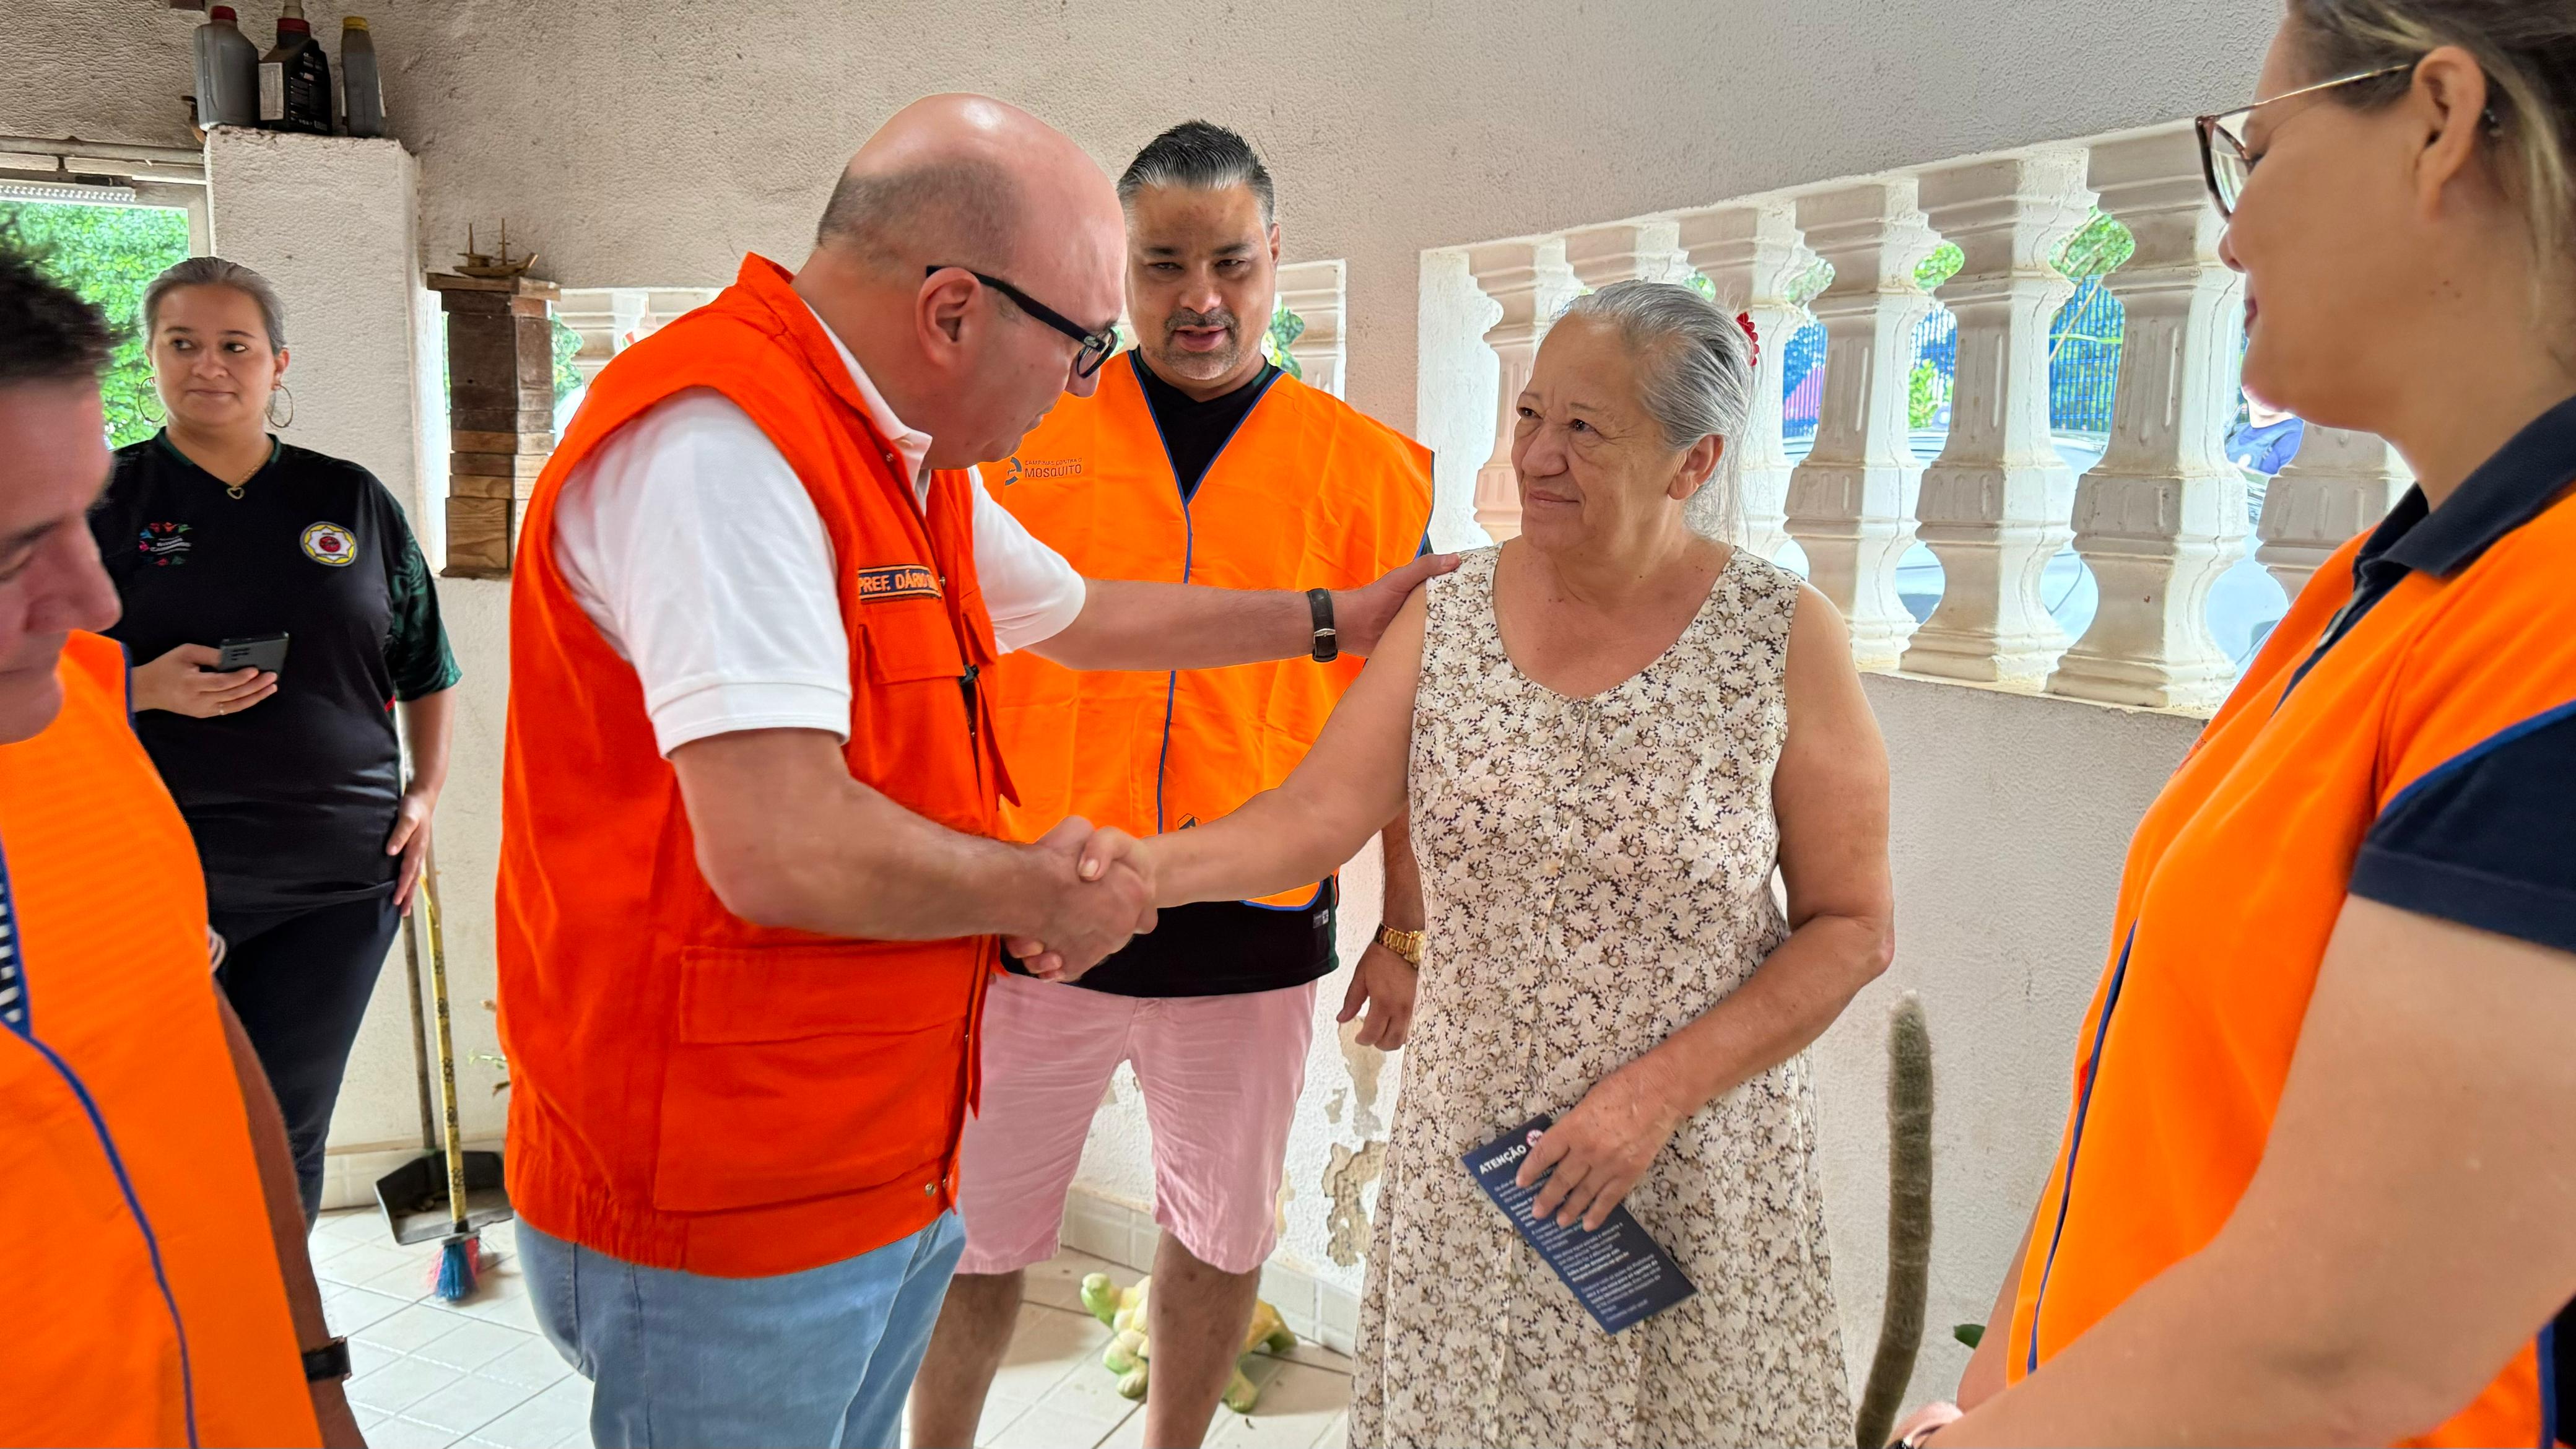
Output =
[{"x1": 309, "y1": 1210, "x2": 1349, "y2": 1449}]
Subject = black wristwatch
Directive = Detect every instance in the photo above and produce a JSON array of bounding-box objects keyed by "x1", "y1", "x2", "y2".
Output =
[
  {"x1": 303, "y1": 1336, "x2": 351, "y2": 1383},
  {"x1": 1306, "y1": 588, "x2": 1338, "y2": 663}
]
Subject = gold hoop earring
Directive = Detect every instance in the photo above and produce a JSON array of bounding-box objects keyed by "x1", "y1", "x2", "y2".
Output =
[{"x1": 268, "y1": 383, "x2": 295, "y2": 430}]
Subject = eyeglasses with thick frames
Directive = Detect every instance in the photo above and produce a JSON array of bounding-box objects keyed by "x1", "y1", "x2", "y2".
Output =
[
  {"x1": 926, "y1": 265, "x2": 1121, "y2": 378},
  {"x1": 2195, "y1": 62, "x2": 2417, "y2": 217}
]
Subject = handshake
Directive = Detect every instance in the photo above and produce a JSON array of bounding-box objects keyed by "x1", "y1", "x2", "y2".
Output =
[{"x1": 1009, "y1": 817, "x2": 1157, "y2": 982}]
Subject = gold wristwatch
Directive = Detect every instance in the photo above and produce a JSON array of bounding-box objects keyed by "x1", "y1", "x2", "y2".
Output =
[{"x1": 1375, "y1": 925, "x2": 1425, "y2": 967}]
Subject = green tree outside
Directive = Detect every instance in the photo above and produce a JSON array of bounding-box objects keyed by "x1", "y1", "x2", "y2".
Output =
[
  {"x1": 1263, "y1": 302, "x2": 1305, "y2": 381},
  {"x1": 0, "y1": 201, "x2": 193, "y2": 446}
]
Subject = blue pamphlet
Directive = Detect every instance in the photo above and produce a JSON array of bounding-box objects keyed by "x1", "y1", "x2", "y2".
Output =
[{"x1": 1463, "y1": 1115, "x2": 1697, "y2": 1334}]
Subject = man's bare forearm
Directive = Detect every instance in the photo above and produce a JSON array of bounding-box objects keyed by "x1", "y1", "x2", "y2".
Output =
[
  {"x1": 1035, "y1": 579, "x2": 1312, "y2": 671},
  {"x1": 672, "y1": 729, "x2": 1056, "y2": 942},
  {"x1": 1034, "y1": 555, "x2": 1456, "y2": 672}
]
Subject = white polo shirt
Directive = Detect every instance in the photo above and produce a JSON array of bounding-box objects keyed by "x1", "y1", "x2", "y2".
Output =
[{"x1": 552, "y1": 301, "x2": 1089, "y2": 757}]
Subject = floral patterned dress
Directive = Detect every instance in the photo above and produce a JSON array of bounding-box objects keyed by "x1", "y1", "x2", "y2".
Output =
[{"x1": 1350, "y1": 545, "x2": 1852, "y2": 1448}]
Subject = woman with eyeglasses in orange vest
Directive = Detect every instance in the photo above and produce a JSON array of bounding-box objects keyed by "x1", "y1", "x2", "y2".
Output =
[
  {"x1": 0, "y1": 248, "x2": 359, "y2": 1446},
  {"x1": 1892, "y1": 4, "x2": 2576, "y2": 1446}
]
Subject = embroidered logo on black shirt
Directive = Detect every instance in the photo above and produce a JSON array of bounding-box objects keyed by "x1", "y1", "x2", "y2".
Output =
[
  {"x1": 300, "y1": 522, "x2": 357, "y2": 567},
  {"x1": 137, "y1": 521, "x2": 192, "y2": 566}
]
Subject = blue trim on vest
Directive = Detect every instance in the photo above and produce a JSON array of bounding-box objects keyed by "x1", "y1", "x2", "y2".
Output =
[
  {"x1": 0, "y1": 831, "x2": 199, "y2": 1447},
  {"x1": 2027, "y1": 923, "x2": 2137, "y2": 1375},
  {"x1": 2539, "y1": 1320, "x2": 2560, "y2": 1449}
]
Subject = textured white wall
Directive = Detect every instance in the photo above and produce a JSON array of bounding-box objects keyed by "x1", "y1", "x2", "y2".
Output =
[
  {"x1": 1820, "y1": 677, "x2": 2196, "y2": 1406},
  {"x1": 15, "y1": 0, "x2": 2280, "y2": 438}
]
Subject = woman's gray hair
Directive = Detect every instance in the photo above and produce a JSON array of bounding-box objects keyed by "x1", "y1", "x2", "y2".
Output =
[
  {"x1": 1557, "y1": 279, "x2": 1756, "y2": 542},
  {"x1": 141, "y1": 256, "x2": 288, "y2": 350}
]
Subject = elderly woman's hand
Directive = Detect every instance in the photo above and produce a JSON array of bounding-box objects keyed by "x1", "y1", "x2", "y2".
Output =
[{"x1": 1519, "y1": 1055, "x2": 1690, "y2": 1230}]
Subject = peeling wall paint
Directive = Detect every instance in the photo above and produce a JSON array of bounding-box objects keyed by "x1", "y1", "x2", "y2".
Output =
[{"x1": 1322, "y1": 1140, "x2": 1386, "y2": 1268}]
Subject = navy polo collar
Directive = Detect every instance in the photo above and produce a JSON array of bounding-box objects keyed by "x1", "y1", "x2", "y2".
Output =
[{"x1": 2362, "y1": 390, "x2": 2576, "y2": 581}]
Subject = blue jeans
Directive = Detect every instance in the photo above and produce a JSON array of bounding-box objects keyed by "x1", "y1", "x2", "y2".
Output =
[{"x1": 520, "y1": 1212, "x2": 967, "y2": 1448}]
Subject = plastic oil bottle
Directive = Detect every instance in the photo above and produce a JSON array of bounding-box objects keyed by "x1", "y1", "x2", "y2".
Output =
[
  {"x1": 193, "y1": 6, "x2": 259, "y2": 129},
  {"x1": 341, "y1": 17, "x2": 385, "y2": 138},
  {"x1": 258, "y1": 1, "x2": 334, "y2": 135}
]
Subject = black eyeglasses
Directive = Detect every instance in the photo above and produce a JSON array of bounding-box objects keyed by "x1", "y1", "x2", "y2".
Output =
[
  {"x1": 2196, "y1": 63, "x2": 2416, "y2": 217},
  {"x1": 926, "y1": 265, "x2": 1121, "y2": 378}
]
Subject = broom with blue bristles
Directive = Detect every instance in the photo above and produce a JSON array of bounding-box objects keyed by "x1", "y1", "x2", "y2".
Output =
[{"x1": 416, "y1": 849, "x2": 485, "y2": 1300}]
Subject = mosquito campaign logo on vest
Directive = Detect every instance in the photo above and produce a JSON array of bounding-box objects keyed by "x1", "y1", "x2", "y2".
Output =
[
  {"x1": 856, "y1": 563, "x2": 942, "y2": 603},
  {"x1": 300, "y1": 522, "x2": 357, "y2": 567},
  {"x1": 136, "y1": 521, "x2": 191, "y2": 567},
  {"x1": 1001, "y1": 455, "x2": 1083, "y2": 486}
]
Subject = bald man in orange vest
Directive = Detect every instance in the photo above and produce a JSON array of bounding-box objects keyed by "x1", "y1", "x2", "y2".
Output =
[
  {"x1": 912, "y1": 121, "x2": 1432, "y2": 1449},
  {"x1": 0, "y1": 250, "x2": 360, "y2": 1443}
]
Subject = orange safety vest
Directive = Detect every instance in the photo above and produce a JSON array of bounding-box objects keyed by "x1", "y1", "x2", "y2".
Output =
[
  {"x1": 977, "y1": 353, "x2": 1431, "y2": 905},
  {"x1": 2008, "y1": 484, "x2": 2576, "y2": 1445},
  {"x1": 0, "y1": 632, "x2": 318, "y2": 1448},
  {"x1": 499, "y1": 255, "x2": 1011, "y2": 1278}
]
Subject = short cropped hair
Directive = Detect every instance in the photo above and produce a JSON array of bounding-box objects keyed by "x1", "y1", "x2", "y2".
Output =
[
  {"x1": 1117, "y1": 121, "x2": 1275, "y2": 225},
  {"x1": 815, "y1": 157, "x2": 1020, "y2": 277},
  {"x1": 0, "y1": 240, "x2": 113, "y2": 388}
]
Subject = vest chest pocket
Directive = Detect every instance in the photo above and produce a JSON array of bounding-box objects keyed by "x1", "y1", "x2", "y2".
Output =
[
  {"x1": 856, "y1": 600, "x2": 968, "y2": 683},
  {"x1": 851, "y1": 604, "x2": 996, "y2": 827}
]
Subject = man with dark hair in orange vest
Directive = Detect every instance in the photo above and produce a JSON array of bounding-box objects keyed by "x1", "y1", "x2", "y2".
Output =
[
  {"x1": 908, "y1": 120, "x2": 1433, "y2": 1449},
  {"x1": 501, "y1": 96, "x2": 1448, "y2": 1449},
  {"x1": 0, "y1": 248, "x2": 362, "y2": 1444}
]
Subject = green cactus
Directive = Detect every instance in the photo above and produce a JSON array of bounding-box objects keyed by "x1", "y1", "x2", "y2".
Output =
[{"x1": 1855, "y1": 993, "x2": 1935, "y2": 1449}]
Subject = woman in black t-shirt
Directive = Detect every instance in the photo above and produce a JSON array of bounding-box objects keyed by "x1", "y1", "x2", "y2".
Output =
[{"x1": 90, "y1": 257, "x2": 459, "y2": 1221}]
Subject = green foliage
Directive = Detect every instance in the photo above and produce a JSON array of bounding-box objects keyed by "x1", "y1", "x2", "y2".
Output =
[
  {"x1": 2052, "y1": 211, "x2": 2136, "y2": 281},
  {"x1": 550, "y1": 316, "x2": 583, "y2": 399},
  {"x1": 1264, "y1": 302, "x2": 1305, "y2": 382},
  {"x1": 1954, "y1": 1323, "x2": 1985, "y2": 1349},
  {"x1": 1908, "y1": 357, "x2": 1950, "y2": 430},
  {"x1": 1914, "y1": 243, "x2": 1965, "y2": 295},
  {"x1": 1685, "y1": 272, "x2": 1718, "y2": 302},
  {"x1": 0, "y1": 201, "x2": 192, "y2": 446},
  {"x1": 1786, "y1": 256, "x2": 1835, "y2": 309}
]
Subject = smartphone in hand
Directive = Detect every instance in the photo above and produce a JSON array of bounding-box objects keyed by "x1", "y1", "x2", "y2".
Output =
[{"x1": 212, "y1": 633, "x2": 289, "y2": 676}]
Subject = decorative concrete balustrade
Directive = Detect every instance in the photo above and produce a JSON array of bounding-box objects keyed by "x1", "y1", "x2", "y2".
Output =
[
  {"x1": 1443, "y1": 120, "x2": 2409, "y2": 715},
  {"x1": 1783, "y1": 181, "x2": 1943, "y2": 670},
  {"x1": 1903, "y1": 152, "x2": 2097, "y2": 687},
  {"x1": 2047, "y1": 129, "x2": 2250, "y2": 710},
  {"x1": 2257, "y1": 425, "x2": 2414, "y2": 598},
  {"x1": 1684, "y1": 203, "x2": 1816, "y2": 562},
  {"x1": 1464, "y1": 239, "x2": 1580, "y2": 542}
]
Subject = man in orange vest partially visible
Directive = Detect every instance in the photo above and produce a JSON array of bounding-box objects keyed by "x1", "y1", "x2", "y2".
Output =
[
  {"x1": 0, "y1": 248, "x2": 360, "y2": 1445},
  {"x1": 908, "y1": 121, "x2": 1432, "y2": 1449},
  {"x1": 500, "y1": 96, "x2": 1450, "y2": 1449}
]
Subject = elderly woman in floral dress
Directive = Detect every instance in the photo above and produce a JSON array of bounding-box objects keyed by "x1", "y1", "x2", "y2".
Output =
[{"x1": 1037, "y1": 281, "x2": 1895, "y2": 1447}]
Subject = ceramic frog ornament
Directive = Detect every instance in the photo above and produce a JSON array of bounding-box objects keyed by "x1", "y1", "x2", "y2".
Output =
[{"x1": 1081, "y1": 1271, "x2": 1299, "y2": 1412}]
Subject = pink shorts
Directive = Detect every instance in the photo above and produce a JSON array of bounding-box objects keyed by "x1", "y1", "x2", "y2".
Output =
[{"x1": 956, "y1": 972, "x2": 1316, "y2": 1277}]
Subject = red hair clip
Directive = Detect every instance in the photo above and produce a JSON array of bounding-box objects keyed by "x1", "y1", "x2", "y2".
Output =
[{"x1": 1736, "y1": 311, "x2": 1761, "y2": 370}]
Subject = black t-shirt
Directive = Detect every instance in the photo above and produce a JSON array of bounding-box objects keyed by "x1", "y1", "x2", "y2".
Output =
[
  {"x1": 92, "y1": 433, "x2": 459, "y2": 914},
  {"x1": 1030, "y1": 357, "x2": 1342, "y2": 999}
]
